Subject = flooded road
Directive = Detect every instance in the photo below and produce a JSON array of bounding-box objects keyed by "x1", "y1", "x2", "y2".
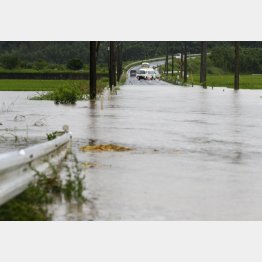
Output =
[{"x1": 1, "y1": 74, "x2": 262, "y2": 220}]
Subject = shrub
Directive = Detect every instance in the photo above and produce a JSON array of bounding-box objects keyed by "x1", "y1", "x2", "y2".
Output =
[
  {"x1": 66, "y1": 59, "x2": 83, "y2": 70},
  {"x1": 19, "y1": 61, "x2": 33, "y2": 69},
  {"x1": 34, "y1": 60, "x2": 48, "y2": 70},
  {"x1": 30, "y1": 79, "x2": 109, "y2": 103},
  {"x1": 46, "y1": 132, "x2": 57, "y2": 140},
  {"x1": 0, "y1": 54, "x2": 20, "y2": 69},
  {"x1": 31, "y1": 81, "x2": 88, "y2": 104},
  {"x1": 53, "y1": 86, "x2": 78, "y2": 104}
]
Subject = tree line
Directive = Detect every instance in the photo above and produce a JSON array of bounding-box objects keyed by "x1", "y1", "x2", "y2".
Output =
[{"x1": 1, "y1": 41, "x2": 261, "y2": 69}]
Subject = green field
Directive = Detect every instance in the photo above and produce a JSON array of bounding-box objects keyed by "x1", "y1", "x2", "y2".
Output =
[
  {"x1": 0, "y1": 79, "x2": 108, "y2": 91},
  {"x1": 0, "y1": 80, "x2": 73, "y2": 91},
  {"x1": 163, "y1": 74, "x2": 262, "y2": 89},
  {"x1": 191, "y1": 74, "x2": 262, "y2": 89}
]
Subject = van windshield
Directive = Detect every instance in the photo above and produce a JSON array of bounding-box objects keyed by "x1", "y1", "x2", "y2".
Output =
[{"x1": 138, "y1": 70, "x2": 146, "y2": 74}]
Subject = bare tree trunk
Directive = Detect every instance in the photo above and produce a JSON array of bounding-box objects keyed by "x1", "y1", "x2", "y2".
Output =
[
  {"x1": 116, "y1": 42, "x2": 123, "y2": 82},
  {"x1": 109, "y1": 41, "x2": 114, "y2": 91},
  {"x1": 183, "y1": 42, "x2": 187, "y2": 83},
  {"x1": 234, "y1": 41, "x2": 240, "y2": 90},
  {"x1": 200, "y1": 41, "x2": 207, "y2": 88},
  {"x1": 89, "y1": 41, "x2": 96, "y2": 100}
]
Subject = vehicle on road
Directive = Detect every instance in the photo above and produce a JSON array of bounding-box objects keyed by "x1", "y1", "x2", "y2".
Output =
[
  {"x1": 155, "y1": 70, "x2": 161, "y2": 79},
  {"x1": 130, "y1": 70, "x2": 137, "y2": 77},
  {"x1": 136, "y1": 69, "x2": 148, "y2": 80},
  {"x1": 147, "y1": 69, "x2": 156, "y2": 80},
  {"x1": 137, "y1": 68, "x2": 157, "y2": 80},
  {"x1": 141, "y1": 62, "x2": 150, "y2": 68}
]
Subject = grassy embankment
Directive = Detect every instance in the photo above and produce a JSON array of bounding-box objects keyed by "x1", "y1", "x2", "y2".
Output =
[
  {"x1": 0, "y1": 79, "x2": 108, "y2": 92},
  {"x1": 0, "y1": 63, "x2": 109, "y2": 92},
  {"x1": 193, "y1": 74, "x2": 262, "y2": 89},
  {"x1": 161, "y1": 56, "x2": 262, "y2": 89},
  {"x1": 163, "y1": 74, "x2": 262, "y2": 89},
  {"x1": 0, "y1": 79, "x2": 109, "y2": 104}
]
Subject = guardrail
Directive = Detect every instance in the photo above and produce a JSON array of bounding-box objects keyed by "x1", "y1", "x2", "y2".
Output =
[{"x1": 0, "y1": 132, "x2": 72, "y2": 206}]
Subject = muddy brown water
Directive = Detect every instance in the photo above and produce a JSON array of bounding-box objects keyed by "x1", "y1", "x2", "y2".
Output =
[{"x1": 1, "y1": 73, "x2": 262, "y2": 220}]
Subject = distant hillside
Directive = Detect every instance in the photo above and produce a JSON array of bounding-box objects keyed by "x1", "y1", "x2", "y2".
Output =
[{"x1": 0, "y1": 41, "x2": 261, "y2": 67}]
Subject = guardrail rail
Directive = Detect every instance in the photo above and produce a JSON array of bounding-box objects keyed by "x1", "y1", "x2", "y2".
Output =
[{"x1": 0, "y1": 132, "x2": 72, "y2": 206}]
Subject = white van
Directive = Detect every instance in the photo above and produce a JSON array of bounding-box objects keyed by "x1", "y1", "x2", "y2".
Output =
[
  {"x1": 136, "y1": 68, "x2": 155, "y2": 80},
  {"x1": 141, "y1": 62, "x2": 150, "y2": 68},
  {"x1": 136, "y1": 69, "x2": 148, "y2": 80}
]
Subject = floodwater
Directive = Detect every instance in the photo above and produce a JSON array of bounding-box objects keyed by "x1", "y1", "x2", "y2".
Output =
[{"x1": 1, "y1": 74, "x2": 262, "y2": 220}]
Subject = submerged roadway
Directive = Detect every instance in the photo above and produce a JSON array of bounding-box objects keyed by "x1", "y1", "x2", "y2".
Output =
[
  {"x1": 1, "y1": 64, "x2": 262, "y2": 220},
  {"x1": 80, "y1": 67, "x2": 262, "y2": 221}
]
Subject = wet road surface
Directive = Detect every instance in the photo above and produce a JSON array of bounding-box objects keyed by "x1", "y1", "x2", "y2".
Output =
[
  {"x1": 1, "y1": 73, "x2": 262, "y2": 220},
  {"x1": 125, "y1": 61, "x2": 167, "y2": 86}
]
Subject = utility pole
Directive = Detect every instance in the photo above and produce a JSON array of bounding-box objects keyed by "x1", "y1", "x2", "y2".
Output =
[
  {"x1": 89, "y1": 41, "x2": 96, "y2": 100},
  {"x1": 116, "y1": 42, "x2": 123, "y2": 82},
  {"x1": 171, "y1": 52, "x2": 174, "y2": 77},
  {"x1": 234, "y1": 41, "x2": 240, "y2": 90},
  {"x1": 113, "y1": 42, "x2": 116, "y2": 87},
  {"x1": 165, "y1": 41, "x2": 169, "y2": 75},
  {"x1": 109, "y1": 41, "x2": 115, "y2": 91},
  {"x1": 200, "y1": 41, "x2": 207, "y2": 88},
  {"x1": 180, "y1": 52, "x2": 183, "y2": 79},
  {"x1": 183, "y1": 42, "x2": 188, "y2": 83}
]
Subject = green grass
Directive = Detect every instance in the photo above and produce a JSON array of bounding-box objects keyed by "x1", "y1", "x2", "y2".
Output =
[
  {"x1": 191, "y1": 74, "x2": 262, "y2": 89},
  {"x1": 162, "y1": 55, "x2": 262, "y2": 89},
  {"x1": 163, "y1": 74, "x2": 262, "y2": 89},
  {"x1": 0, "y1": 69, "x2": 84, "y2": 73},
  {"x1": 0, "y1": 80, "x2": 73, "y2": 91},
  {"x1": 0, "y1": 79, "x2": 108, "y2": 91}
]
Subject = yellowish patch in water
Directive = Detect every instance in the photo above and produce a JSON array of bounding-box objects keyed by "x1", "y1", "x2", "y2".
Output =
[
  {"x1": 80, "y1": 144, "x2": 132, "y2": 152},
  {"x1": 81, "y1": 162, "x2": 97, "y2": 168}
]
